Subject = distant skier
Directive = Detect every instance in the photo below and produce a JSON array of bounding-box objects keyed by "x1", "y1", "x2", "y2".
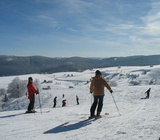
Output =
[
  {"x1": 76, "y1": 95, "x2": 79, "y2": 105},
  {"x1": 145, "y1": 88, "x2": 151, "y2": 99},
  {"x1": 89, "y1": 70, "x2": 113, "y2": 119},
  {"x1": 53, "y1": 96, "x2": 57, "y2": 108},
  {"x1": 62, "y1": 94, "x2": 66, "y2": 107},
  {"x1": 26, "y1": 77, "x2": 39, "y2": 113},
  {"x1": 141, "y1": 88, "x2": 151, "y2": 99},
  {"x1": 62, "y1": 99, "x2": 66, "y2": 107}
]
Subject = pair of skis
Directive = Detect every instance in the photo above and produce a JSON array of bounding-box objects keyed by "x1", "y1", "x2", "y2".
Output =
[{"x1": 25, "y1": 110, "x2": 50, "y2": 114}]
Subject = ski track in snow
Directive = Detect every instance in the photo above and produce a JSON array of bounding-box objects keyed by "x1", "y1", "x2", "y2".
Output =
[{"x1": 0, "y1": 66, "x2": 160, "y2": 140}]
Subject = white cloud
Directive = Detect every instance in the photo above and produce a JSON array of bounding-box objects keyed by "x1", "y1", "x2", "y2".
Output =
[{"x1": 141, "y1": 1, "x2": 160, "y2": 36}]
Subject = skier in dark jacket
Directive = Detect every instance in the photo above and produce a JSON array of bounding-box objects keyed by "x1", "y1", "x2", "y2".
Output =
[
  {"x1": 53, "y1": 96, "x2": 57, "y2": 108},
  {"x1": 89, "y1": 70, "x2": 113, "y2": 118},
  {"x1": 145, "y1": 88, "x2": 151, "y2": 99},
  {"x1": 76, "y1": 95, "x2": 79, "y2": 105},
  {"x1": 26, "y1": 77, "x2": 39, "y2": 113}
]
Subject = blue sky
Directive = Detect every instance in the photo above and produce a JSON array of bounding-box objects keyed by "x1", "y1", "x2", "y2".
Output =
[{"x1": 0, "y1": 0, "x2": 160, "y2": 58}]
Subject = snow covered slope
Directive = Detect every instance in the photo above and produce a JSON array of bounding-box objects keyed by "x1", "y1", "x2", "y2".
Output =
[{"x1": 0, "y1": 66, "x2": 160, "y2": 140}]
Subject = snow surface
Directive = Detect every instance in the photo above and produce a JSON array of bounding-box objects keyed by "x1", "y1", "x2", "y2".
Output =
[{"x1": 0, "y1": 66, "x2": 160, "y2": 140}]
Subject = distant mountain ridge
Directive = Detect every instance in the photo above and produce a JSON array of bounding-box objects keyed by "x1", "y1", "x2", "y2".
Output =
[{"x1": 0, "y1": 55, "x2": 160, "y2": 76}]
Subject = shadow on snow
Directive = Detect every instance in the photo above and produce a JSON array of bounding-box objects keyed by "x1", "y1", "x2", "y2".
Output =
[
  {"x1": 0, "y1": 113, "x2": 24, "y2": 118},
  {"x1": 44, "y1": 119, "x2": 92, "y2": 134}
]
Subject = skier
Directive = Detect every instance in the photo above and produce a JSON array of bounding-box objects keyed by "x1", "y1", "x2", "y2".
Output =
[
  {"x1": 145, "y1": 88, "x2": 151, "y2": 99},
  {"x1": 89, "y1": 70, "x2": 113, "y2": 119},
  {"x1": 53, "y1": 96, "x2": 57, "y2": 108},
  {"x1": 76, "y1": 95, "x2": 79, "y2": 105},
  {"x1": 26, "y1": 77, "x2": 39, "y2": 113},
  {"x1": 62, "y1": 99, "x2": 66, "y2": 107},
  {"x1": 62, "y1": 94, "x2": 66, "y2": 107}
]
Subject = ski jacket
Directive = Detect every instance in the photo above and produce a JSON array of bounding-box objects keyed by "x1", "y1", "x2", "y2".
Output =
[
  {"x1": 90, "y1": 75, "x2": 112, "y2": 96},
  {"x1": 27, "y1": 83, "x2": 37, "y2": 100},
  {"x1": 62, "y1": 99, "x2": 66, "y2": 104},
  {"x1": 54, "y1": 98, "x2": 57, "y2": 103}
]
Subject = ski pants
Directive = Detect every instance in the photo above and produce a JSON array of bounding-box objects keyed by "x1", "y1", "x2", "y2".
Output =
[
  {"x1": 90, "y1": 95, "x2": 104, "y2": 116},
  {"x1": 53, "y1": 102, "x2": 56, "y2": 108},
  {"x1": 28, "y1": 94, "x2": 35, "y2": 111}
]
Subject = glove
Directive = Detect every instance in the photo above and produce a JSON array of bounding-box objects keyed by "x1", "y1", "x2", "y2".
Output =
[
  {"x1": 90, "y1": 91, "x2": 92, "y2": 94},
  {"x1": 36, "y1": 91, "x2": 39, "y2": 95},
  {"x1": 110, "y1": 90, "x2": 113, "y2": 94}
]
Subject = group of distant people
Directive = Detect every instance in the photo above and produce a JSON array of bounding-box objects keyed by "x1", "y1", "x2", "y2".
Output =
[
  {"x1": 53, "y1": 94, "x2": 79, "y2": 108},
  {"x1": 26, "y1": 70, "x2": 151, "y2": 118},
  {"x1": 53, "y1": 94, "x2": 67, "y2": 108}
]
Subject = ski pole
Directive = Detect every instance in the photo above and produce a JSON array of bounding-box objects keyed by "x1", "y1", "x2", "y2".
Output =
[
  {"x1": 110, "y1": 93, "x2": 121, "y2": 116},
  {"x1": 38, "y1": 92, "x2": 42, "y2": 114}
]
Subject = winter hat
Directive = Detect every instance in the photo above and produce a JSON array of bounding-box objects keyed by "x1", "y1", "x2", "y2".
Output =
[
  {"x1": 28, "y1": 77, "x2": 33, "y2": 80},
  {"x1": 95, "y1": 70, "x2": 101, "y2": 76}
]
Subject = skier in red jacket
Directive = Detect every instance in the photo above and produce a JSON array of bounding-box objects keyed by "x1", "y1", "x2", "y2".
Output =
[{"x1": 26, "y1": 77, "x2": 39, "y2": 113}]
